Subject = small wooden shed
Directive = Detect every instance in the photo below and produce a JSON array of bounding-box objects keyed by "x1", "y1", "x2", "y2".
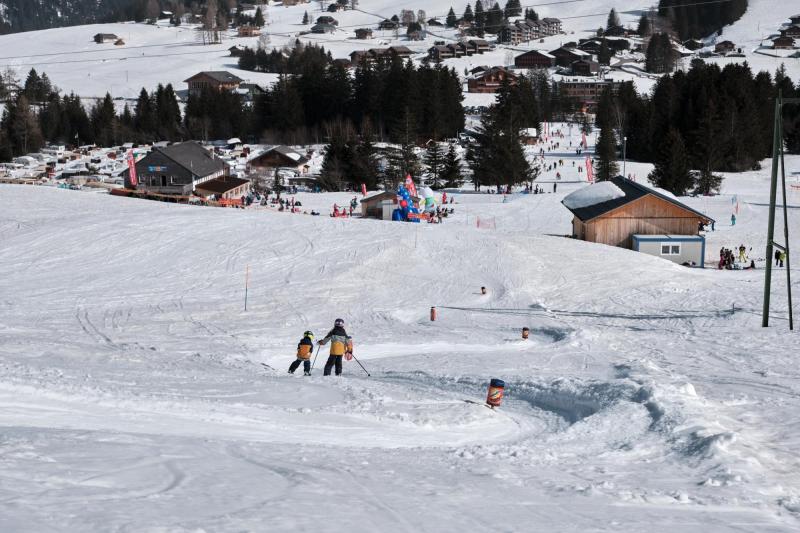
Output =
[{"x1": 562, "y1": 176, "x2": 714, "y2": 249}]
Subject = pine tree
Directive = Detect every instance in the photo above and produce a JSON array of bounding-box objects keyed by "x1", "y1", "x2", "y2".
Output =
[
  {"x1": 598, "y1": 39, "x2": 612, "y2": 65},
  {"x1": 637, "y1": 13, "x2": 651, "y2": 36},
  {"x1": 441, "y1": 143, "x2": 462, "y2": 187},
  {"x1": 302, "y1": 11, "x2": 309, "y2": 24},
  {"x1": 91, "y1": 93, "x2": 118, "y2": 147},
  {"x1": 474, "y1": 1, "x2": 485, "y2": 33},
  {"x1": 606, "y1": 8, "x2": 620, "y2": 30},
  {"x1": 648, "y1": 127, "x2": 693, "y2": 195},
  {"x1": 424, "y1": 141, "x2": 445, "y2": 187},
  {"x1": 254, "y1": 7, "x2": 265, "y2": 27},
  {"x1": 463, "y1": 3, "x2": 474, "y2": 23},
  {"x1": 594, "y1": 124, "x2": 618, "y2": 181},
  {"x1": 446, "y1": 7, "x2": 457, "y2": 27}
]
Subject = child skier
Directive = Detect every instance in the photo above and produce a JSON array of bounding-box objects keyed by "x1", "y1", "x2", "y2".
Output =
[
  {"x1": 288, "y1": 331, "x2": 315, "y2": 376},
  {"x1": 319, "y1": 318, "x2": 352, "y2": 376}
]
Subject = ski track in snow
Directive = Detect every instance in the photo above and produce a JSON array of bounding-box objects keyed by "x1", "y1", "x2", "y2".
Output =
[{"x1": 1, "y1": 152, "x2": 800, "y2": 530}]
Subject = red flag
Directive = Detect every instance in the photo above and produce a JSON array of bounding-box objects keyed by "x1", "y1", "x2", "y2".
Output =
[
  {"x1": 361, "y1": 183, "x2": 367, "y2": 196},
  {"x1": 126, "y1": 149, "x2": 138, "y2": 188},
  {"x1": 585, "y1": 156, "x2": 593, "y2": 182}
]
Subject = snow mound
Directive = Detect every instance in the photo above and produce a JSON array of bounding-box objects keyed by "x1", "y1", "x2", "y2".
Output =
[{"x1": 562, "y1": 181, "x2": 625, "y2": 210}]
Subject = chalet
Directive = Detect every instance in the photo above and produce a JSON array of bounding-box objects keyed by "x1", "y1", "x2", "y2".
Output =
[
  {"x1": 229, "y1": 45, "x2": 246, "y2": 57},
  {"x1": 184, "y1": 71, "x2": 243, "y2": 97},
  {"x1": 93, "y1": 33, "x2": 118, "y2": 44},
  {"x1": 124, "y1": 142, "x2": 228, "y2": 195},
  {"x1": 238, "y1": 25, "x2": 261, "y2": 37},
  {"x1": 195, "y1": 176, "x2": 251, "y2": 200},
  {"x1": 714, "y1": 40, "x2": 736, "y2": 54},
  {"x1": 604, "y1": 25, "x2": 625, "y2": 37},
  {"x1": 773, "y1": 36, "x2": 796, "y2": 49},
  {"x1": 388, "y1": 45, "x2": 413, "y2": 58},
  {"x1": 779, "y1": 25, "x2": 800, "y2": 38},
  {"x1": 333, "y1": 58, "x2": 353, "y2": 69},
  {"x1": 429, "y1": 45, "x2": 454, "y2": 61},
  {"x1": 447, "y1": 42, "x2": 469, "y2": 57},
  {"x1": 467, "y1": 66, "x2": 518, "y2": 93},
  {"x1": 683, "y1": 38, "x2": 704, "y2": 51},
  {"x1": 550, "y1": 46, "x2": 590, "y2": 67},
  {"x1": 540, "y1": 17, "x2": 562, "y2": 35},
  {"x1": 571, "y1": 59, "x2": 600, "y2": 76},
  {"x1": 238, "y1": 82, "x2": 268, "y2": 102},
  {"x1": 427, "y1": 18, "x2": 444, "y2": 27},
  {"x1": 311, "y1": 23, "x2": 337, "y2": 34},
  {"x1": 378, "y1": 20, "x2": 399, "y2": 30},
  {"x1": 790, "y1": 14, "x2": 800, "y2": 25},
  {"x1": 499, "y1": 23, "x2": 524, "y2": 45},
  {"x1": 514, "y1": 50, "x2": 555, "y2": 69},
  {"x1": 467, "y1": 39, "x2": 491, "y2": 54},
  {"x1": 158, "y1": 10, "x2": 173, "y2": 19},
  {"x1": 557, "y1": 79, "x2": 622, "y2": 110},
  {"x1": 316, "y1": 16, "x2": 338, "y2": 26},
  {"x1": 355, "y1": 28, "x2": 373, "y2": 39},
  {"x1": 578, "y1": 38, "x2": 602, "y2": 55},
  {"x1": 562, "y1": 176, "x2": 713, "y2": 264},
  {"x1": 350, "y1": 50, "x2": 370, "y2": 64},
  {"x1": 249, "y1": 146, "x2": 310, "y2": 173},
  {"x1": 327, "y1": 3, "x2": 345, "y2": 12}
]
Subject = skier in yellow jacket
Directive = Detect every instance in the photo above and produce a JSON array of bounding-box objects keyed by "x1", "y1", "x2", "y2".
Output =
[
  {"x1": 288, "y1": 331, "x2": 315, "y2": 376},
  {"x1": 318, "y1": 318, "x2": 352, "y2": 376}
]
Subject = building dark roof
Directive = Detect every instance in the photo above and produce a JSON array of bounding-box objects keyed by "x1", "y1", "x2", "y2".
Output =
[
  {"x1": 154, "y1": 142, "x2": 227, "y2": 178},
  {"x1": 195, "y1": 176, "x2": 250, "y2": 194},
  {"x1": 562, "y1": 176, "x2": 714, "y2": 223},
  {"x1": 184, "y1": 71, "x2": 244, "y2": 84}
]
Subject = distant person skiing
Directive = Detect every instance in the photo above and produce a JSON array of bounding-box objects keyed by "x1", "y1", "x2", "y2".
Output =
[
  {"x1": 779, "y1": 251, "x2": 786, "y2": 267},
  {"x1": 775, "y1": 249, "x2": 782, "y2": 266},
  {"x1": 731, "y1": 213, "x2": 736, "y2": 226},
  {"x1": 288, "y1": 331, "x2": 315, "y2": 376},
  {"x1": 319, "y1": 318, "x2": 352, "y2": 376}
]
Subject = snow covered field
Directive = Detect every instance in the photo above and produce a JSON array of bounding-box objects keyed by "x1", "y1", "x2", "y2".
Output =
[{"x1": 2, "y1": 148, "x2": 800, "y2": 530}]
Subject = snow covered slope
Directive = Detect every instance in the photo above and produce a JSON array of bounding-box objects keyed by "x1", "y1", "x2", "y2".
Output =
[
  {"x1": 1, "y1": 155, "x2": 800, "y2": 531},
  {"x1": 0, "y1": 0, "x2": 642, "y2": 99}
]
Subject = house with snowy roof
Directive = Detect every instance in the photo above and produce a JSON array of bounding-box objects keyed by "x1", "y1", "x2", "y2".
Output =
[
  {"x1": 248, "y1": 146, "x2": 310, "y2": 174},
  {"x1": 562, "y1": 176, "x2": 713, "y2": 266},
  {"x1": 123, "y1": 141, "x2": 229, "y2": 195}
]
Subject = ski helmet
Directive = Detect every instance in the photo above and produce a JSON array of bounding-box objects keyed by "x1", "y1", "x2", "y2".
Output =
[
  {"x1": 334, "y1": 318, "x2": 344, "y2": 327},
  {"x1": 304, "y1": 330, "x2": 314, "y2": 339}
]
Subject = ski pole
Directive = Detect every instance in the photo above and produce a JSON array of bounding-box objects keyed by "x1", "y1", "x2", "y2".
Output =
[
  {"x1": 310, "y1": 344, "x2": 321, "y2": 371},
  {"x1": 349, "y1": 353, "x2": 371, "y2": 377}
]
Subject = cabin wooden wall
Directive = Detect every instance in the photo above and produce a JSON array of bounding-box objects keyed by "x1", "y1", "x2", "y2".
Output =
[{"x1": 585, "y1": 195, "x2": 703, "y2": 248}]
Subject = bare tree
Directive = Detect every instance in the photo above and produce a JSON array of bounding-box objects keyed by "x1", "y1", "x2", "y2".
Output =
[
  {"x1": 146, "y1": 0, "x2": 160, "y2": 20},
  {"x1": 400, "y1": 9, "x2": 415, "y2": 27},
  {"x1": 203, "y1": 0, "x2": 219, "y2": 44}
]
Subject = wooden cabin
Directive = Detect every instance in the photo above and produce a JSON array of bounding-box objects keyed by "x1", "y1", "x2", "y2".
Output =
[{"x1": 562, "y1": 176, "x2": 713, "y2": 249}]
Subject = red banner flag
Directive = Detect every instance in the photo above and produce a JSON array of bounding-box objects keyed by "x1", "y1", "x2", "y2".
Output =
[
  {"x1": 361, "y1": 183, "x2": 367, "y2": 196},
  {"x1": 126, "y1": 149, "x2": 138, "y2": 188},
  {"x1": 585, "y1": 156, "x2": 593, "y2": 182}
]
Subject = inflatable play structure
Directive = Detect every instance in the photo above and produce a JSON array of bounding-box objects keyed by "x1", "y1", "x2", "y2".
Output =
[{"x1": 391, "y1": 175, "x2": 439, "y2": 222}]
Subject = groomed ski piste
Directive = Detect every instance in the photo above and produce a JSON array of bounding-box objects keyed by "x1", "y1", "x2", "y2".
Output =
[{"x1": 2, "y1": 143, "x2": 800, "y2": 531}]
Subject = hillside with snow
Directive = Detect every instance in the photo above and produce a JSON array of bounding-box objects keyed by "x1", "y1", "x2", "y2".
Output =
[{"x1": 1, "y1": 146, "x2": 800, "y2": 530}]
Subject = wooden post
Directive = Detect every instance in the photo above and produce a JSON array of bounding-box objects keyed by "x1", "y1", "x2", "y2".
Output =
[{"x1": 244, "y1": 264, "x2": 250, "y2": 311}]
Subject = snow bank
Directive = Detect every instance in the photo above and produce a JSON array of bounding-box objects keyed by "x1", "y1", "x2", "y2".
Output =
[{"x1": 562, "y1": 181, "x2": 625, "y2": 210}]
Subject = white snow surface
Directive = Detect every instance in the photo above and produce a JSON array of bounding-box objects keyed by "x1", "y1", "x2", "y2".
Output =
[
  {"x1": 562, "y1": 180, "x2": 625, "y2": 209},
  {"x1": 2, "y1": 151, "x2": 800, "y2": 531}
]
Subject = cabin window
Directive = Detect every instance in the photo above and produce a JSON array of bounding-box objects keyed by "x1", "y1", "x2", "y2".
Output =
[
  {"x1": 161, "y1": 175, "x2": 167, "y2": 187},
  {"x1": 661, "y1": 244, "x2": 681, "y2": 255}
]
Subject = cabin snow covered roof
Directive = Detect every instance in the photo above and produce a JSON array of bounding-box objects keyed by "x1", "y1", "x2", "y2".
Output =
[
  {"x1": 184, "y1": 71, "x2": 244, "y2": 84},
  {"x1": 195, "y1": 176, "x2": 249, "y2": 194},
  {"x1": 561, "y1": 176, "x2": 714, "y2": 223},
  {"x1": 149, "y1": 141, "x2": 227, "y2": 178}
]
